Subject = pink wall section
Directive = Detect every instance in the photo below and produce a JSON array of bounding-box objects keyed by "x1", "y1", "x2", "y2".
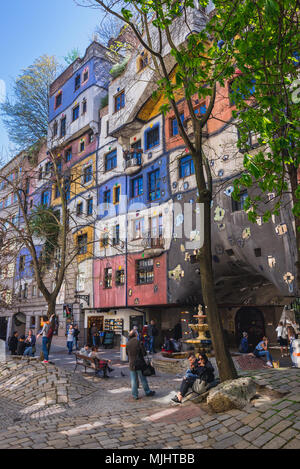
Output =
[{"x1": 93, "y1": 252, "x2": 168, "y2": 308}]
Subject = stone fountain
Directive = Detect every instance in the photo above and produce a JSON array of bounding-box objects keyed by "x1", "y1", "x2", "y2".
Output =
[{"x1": 184, "y1": 305, "x2": 212, "y2": 356}]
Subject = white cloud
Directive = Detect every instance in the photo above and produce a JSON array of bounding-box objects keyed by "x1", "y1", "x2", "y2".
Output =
[{"x1": 0, "y1": 79, "x2": 6, "y2": 104}]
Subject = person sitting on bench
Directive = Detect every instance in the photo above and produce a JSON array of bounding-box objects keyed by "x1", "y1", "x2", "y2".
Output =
[
  {"x1": 171, "y1": 353, "x2": 215, "y2": 403},
  {"x1": 88, "y1": 347, "x2": 114, "y2": 377}
]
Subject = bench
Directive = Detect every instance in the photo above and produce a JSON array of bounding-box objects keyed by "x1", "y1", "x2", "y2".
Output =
[{"x1": 73, "y1": 353, "x2": 109, "y2": 379}]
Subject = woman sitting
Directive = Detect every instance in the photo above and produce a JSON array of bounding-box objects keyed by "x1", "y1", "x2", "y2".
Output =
[
  {"x1": 88, "y1": 346, "x2": 114, "y2": 377},
  {"x1": 171, "y1": 353, "x2": 214, "y2": 403},
  {"x1": 253, "y1": 336, "x2": 273, "y2": 367}
]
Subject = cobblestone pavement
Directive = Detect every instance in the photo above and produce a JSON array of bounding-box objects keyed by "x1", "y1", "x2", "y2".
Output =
[{"x1": 0, "y1": 343, "x2": 300, "y2": 449}]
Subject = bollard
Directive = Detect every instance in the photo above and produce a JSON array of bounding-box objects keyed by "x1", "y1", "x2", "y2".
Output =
[
  {"x1": 292, "y1": 339, "x2": 300, "y2": 368},
  {"x1": 120, "y1": 335, "x2": 128, "y2": 362}
]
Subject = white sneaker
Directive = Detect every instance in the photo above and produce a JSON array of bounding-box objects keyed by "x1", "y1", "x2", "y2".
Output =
[{"x1": 266, "y1": 361, "x2": 273, "y2": 368}]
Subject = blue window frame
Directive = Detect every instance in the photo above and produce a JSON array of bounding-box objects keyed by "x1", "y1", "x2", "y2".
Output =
[
  {"x1": 65, "y1": 148, "x2": 72, "y2": 162},
  {"x1": 145, "y1": 125, "x2": 160, "y2": 150},
  {"x1": 105, "y1": 149, "x2": 117, "y2": 171},
  {"x1": 103, "y1": 189, "x2": 111, "y2": 204},
  {"x1": 75, "y1": 74, "x2": 81, "y2": 91},
  {"x1": 60, "y1": 117, "x2": 66, "y2": 137},
  {"x1": 179, "y1": 155, "x2": 195, "y2": 178},
  {"x1": 195, "y1": 105, "x2": 207, "y2": 116},
  {"x1": 131, "y1": 140, "x2": 142, "y2": 164},
  {"x1": 232, "y1": 191, "x2": 248, "y2": 212},
  {"x1": 87, "y1": 198, "x2": 93, "y2": 215},
  {"x1": 148, "y1": 169, "x2": 160, "y2": 201},
  {"x1": 171, "y1": 113, "x2": 184, "y2": 136},
  {"x1": 114, "y1": 91, "x2": 125, "y2": 112},
  {"x1": 41, "y1": 191, "x2": 49, "y2": 206},
  {"x1": 131, "y1": 176, "x2": 143, "y2": 198},
  {"x1": 72, "y1": 105, "x2": 79, "y2": 121},
  {"x1": 83, "y1": 165, "x2": 93, "y2": 184}
]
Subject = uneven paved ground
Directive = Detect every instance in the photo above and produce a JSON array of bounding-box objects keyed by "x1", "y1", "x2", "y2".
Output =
[{"x1": 0, "y1": 342, "x2": 300, "y2": 449}]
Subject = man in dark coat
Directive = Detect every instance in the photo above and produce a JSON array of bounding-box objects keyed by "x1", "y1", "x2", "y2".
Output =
[
  {"x1": 126, "y1": 330, "x2": 155, "y2": 400},
  {"x1": 147, "y1": 320, "x2": 158, "y2": 354},
  {"x1": 8, "y1": 332, "x2": 19, "y2": 355}
]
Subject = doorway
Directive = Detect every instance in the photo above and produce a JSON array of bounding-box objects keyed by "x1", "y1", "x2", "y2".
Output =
[
  {"x1": 0, "y1": 317, "x2": 8, "y2": 341},
  {"x1": 130, "y1": 315, "x2": 144, "y2": 333},
  {"x1": 235, "y1": 307, "x2": 265, "y2": 351},
  {"x1": 87, "y1": 316, "x2": 104, "y2": 346}
]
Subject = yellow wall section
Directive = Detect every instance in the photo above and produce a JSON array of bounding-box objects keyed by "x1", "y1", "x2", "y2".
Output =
[
  {"x1": 70, "y1": 153, "x2": 96, "y2": 198},
  {"x1": 74, "y1": 225, "x2": 94, "y2": 263}
]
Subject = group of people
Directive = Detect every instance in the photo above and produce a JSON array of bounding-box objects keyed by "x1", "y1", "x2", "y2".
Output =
[
  {"x1": 239, "y1": 320, "x2": 298, "y2": 368},
  {"x1": 8, "y1": 329, "x2": 36, "y2": 357},
  {"x1": 78, "y1": 344, "x2": 114, "y2": 377},
  {"x1": 141, "y1": 320, "x2": 159, "y2": 354}
]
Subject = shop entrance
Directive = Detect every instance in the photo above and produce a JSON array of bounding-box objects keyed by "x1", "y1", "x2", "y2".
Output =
[
  {"x1": 87, "y1": 316, "x2": 104, "y2": 346},
  {"x1": 130, "y1": 315, "x2": 144, "y2": 333},
  {"x1": 235, "y1": 307, "x2": 265, "y2": 351}
]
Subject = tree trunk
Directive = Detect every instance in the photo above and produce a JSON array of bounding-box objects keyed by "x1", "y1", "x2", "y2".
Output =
[
  {"x1": 193, "y1": 147, "x2": 237, "y2": 382},
  {"x1": 287, "y1": 164, "x2": 300, "y2": 295}
]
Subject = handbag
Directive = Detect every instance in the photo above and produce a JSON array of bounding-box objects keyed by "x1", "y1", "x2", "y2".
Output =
[{"x1": 142, "y1": 356, "x2": 156, "y2": 377}]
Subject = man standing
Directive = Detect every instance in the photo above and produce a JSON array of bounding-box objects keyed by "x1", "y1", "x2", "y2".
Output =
[
  {"x1": 73, "y1": 325, "x2": 80, "y2": 351},
  {"x1": 148, "y1": 320, "x2": 158, "y2": 354},
  {"x1": 8, "y1": 331, "x2": 18, "y2": 355},
  {"x1": 126, "y1": 330, "x2": 155, "y2": 400},
  {"x1": 36, "y1": 317, "x2": 50, "y2": 363},
  {"x1": 90, "y1": 323, "x2": 98, "y2": 347}
]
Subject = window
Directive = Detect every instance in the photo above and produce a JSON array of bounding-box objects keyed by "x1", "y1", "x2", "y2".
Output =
[
  {"x1": 131, "y1": 140, "x2": 142, "y2": 164},
  {"x1": 170, "y1": 113, "x2": 184, "y2": 136},
  {"x1": 179, "y1": 155, "x2": 195, "y2": 178},
  {"x1": 77, "y1": 233, "x2": 87, "y2": 254},
  {"x1": 100, "y1": 232, "x2": 109, "y2": 248},
  {"x1": 145, "y1": 125, "x2": 159, "y2": 150},
  {"x1": 55, "y1": 91, "x2": 62, "y2": 109},
  {"x1": 75, "y1": 74, "x2": 81, "y2": 91},
  {"x1": 104, "y1": 268, "x2": 112, "y2": 288},
  {"x1": 114, "y1": 90, "x2": 125, "y2": 112},
  {"x1": 133, "y1": 218, "x2": 145, "y2": 239},
  {"x1": 54, "y1": 184, "x2": 60, "y2": 199},
  {"x1": 82, "y1": 68, "x2": 89, "y2": 84},
  {"x1": 38, "y1": 166, "x2": 43, "y2": 180},
  {"x1": 64, "y1": 177, "x2": 71, "y2": 201},
  {"x1": 87, "y1": 198, "x2": 93, "y2": 215},
  {"x1": 136, "y1": 259, "x2": 154, "y2": 285},
  {"x1": 150, "y1": 214, "x2": 163, "y2": 238},
  {"x1": 60, "y1": 117, "x2": 66, "y2": 137},
  {"x1": 45, "y1": 161, "x2": 52, "y2": 175},
  {"x1": 83, "y1": 165, "x2": 93, "y2": 184},
  {"x1": 113, "y1": 185, "x2": 120, "y2": 204},
  {"x1": 232, "y1": 191, "x2": 248, "y2": 212},
  {"x1": 19, "y1": 255, "x2": 25, "y2": 273},
  {"x1": 23, "y1": 284, "x2": 28, "y2": 299},
  {"x1": 79, "y1": 140, "x2": 85, "y2": 153},
  {"x1": 63, "y1": 148, "x2": 71, "y2": 163},
  {"x1": 76, "y1": 202, "x2": 83, "y2": 216},
  {"x1": 41, "y1": 191, "x2": 49, "y2": 206},
  {"x1": 103, "y1": 189, "x2": 111, "y2": 205},
  {"x1": 131, "y1": 176, "x2": 143, "y2": 198},
  {"x1": 115, "y1": 269, "x2": 125, "y2": 286},
  {"x1": 88, "y1": 131, "x2": 94, "y2": 143},
  {"x1": 53, "y1": 121, "x2": 58, "y2": 137},
  {"x1": 57, "y1": 158, "x2": 62, "y2": 173},
  {"x1": 82, "y1": 100, "x2": 87, "y2": 115},
  {"x1": 72, "y1": 105, "x2": 79, "y2": 121},
  {"x1": 25, "y1": 178, "x2": 30, "y2": 194},
  {"x1": 112, "y1": 224, "x2": 120, "y2": 246},
  {"x1": 148, "y1": 169, "x2": 160, "y2": 201},
  {"x1": 32, "y1": 285, "x2": 37, "y2": 297},
  {"x1": 105, "y1": 149, "x2": 117, "y2": 171}
]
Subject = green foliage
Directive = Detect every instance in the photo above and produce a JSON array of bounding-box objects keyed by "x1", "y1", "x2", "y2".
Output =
[
  {"x1": 109, "y1": 57, "x2": 130, "y2": 78},
  {"x1": 64, "y1": 48, "x2": 80, "y2": 65},
  {"x1": 0, "y1": 55, "x2": 60, "y2": 149},
  {"x1": 29, "y1": 206, "x2": 60, "y2": 266}
]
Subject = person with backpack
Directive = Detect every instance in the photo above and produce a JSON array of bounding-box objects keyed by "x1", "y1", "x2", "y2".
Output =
[
  {"x1": 126, "y1": 329, "x2": 155, "y2": 400},
  {"x1": 8, "y1": 331, "x2": 18, "y2": 355},
  {"x1": 148, "y1": 320, "x2": 158, "y2": 354}
]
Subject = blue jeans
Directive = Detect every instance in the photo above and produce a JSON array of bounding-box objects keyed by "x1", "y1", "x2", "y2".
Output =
[
  {"x1": 73, "y1": 337, "x2": 78, "y2": 350},
  {"x1": 149, "y1": 336, "x2": 155, "y2": 354},
  {"x1": 67, "y1": 341, "x2": 73, "y2": 354},
  {"x1": 256, "y1": 350, "x2": 273, "y2": 363},
  {"x1": 24, "y1": 347, "x2": 34, "y2": 357},
  {"x1": 130, "y1": 370, "x2": 151, "y2": 399},
  {"x1": 42, "y1": 337, "x2": 49, "y2": 361}
]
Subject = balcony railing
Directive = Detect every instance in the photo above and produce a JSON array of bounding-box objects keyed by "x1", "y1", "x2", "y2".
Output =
[
  {"x1": 143, "y1": 234, "x2": 164, "y2": 257},
  {"x1": 123, "y1": 150, "x2": 143, "y2": 175}
]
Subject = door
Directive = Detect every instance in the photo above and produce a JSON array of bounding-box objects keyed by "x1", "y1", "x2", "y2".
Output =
[
  {"x1": 88, "y1": 316, "x2": 104, "y2": 345},
  {"x1": 235, "y1": 307, "x2": 265, "y2": 351},
  {"x1": 130, "y1": 315, "x2": 144, "y2": 333}
]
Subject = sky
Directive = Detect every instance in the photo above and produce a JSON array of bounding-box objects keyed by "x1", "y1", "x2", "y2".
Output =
[{"x1": 0, "y1": 0, "x2": 104, "y2": 160}]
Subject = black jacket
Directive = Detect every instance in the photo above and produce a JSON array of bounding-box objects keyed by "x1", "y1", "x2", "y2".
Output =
[
  {"x1": 8, "y1": 336, "x2": 18, "y2": 352},
  {"x1": 126, "y1": 337, "x2": 147, "y2": 371},
  {"x1": 16, "y1": 341, "x2": 27, "y2": 356},
  {"x1": 195, "y1": 361, "x2": 215, "y2": 384}
]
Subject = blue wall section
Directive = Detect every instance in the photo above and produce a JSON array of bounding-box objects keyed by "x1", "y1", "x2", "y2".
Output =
[
  {"x1": 15, "y1": 246, "x2": 43, "y2": 281},
  {"x1": 98, "y1": 175, "x2": 127, "y2": 219}
]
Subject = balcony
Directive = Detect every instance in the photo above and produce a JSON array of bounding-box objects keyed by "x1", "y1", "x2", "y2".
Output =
[
  {"x1": 143, "y1": 234, "x2": 165, "y2": 257},
  {"x1": 123, "y1": 150, "x2": 142, "y2": 175}
]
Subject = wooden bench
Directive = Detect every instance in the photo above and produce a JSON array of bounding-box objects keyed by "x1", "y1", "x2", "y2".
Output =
[{"x1": 73, "y1": 353, "x2": 109, "y2": 379}]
